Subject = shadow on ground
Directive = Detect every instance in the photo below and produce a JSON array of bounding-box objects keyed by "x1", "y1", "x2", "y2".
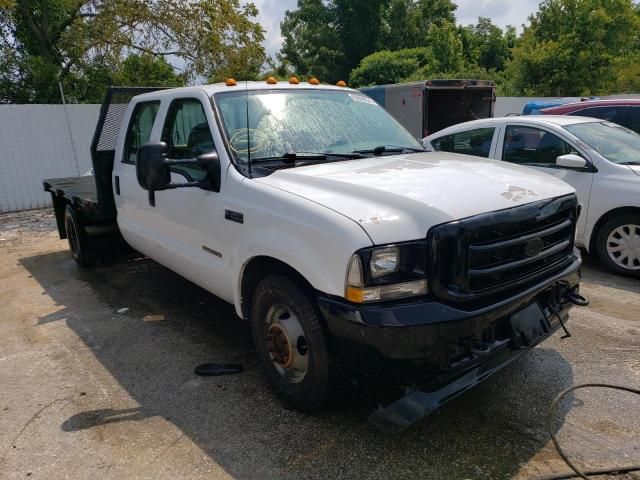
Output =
[{"x1": 20, "y1": 250, "x2": 575, "y2": 479}]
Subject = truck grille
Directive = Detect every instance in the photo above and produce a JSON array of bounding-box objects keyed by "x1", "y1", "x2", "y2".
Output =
[{"x1": 428, "y1": 195, "x2": 577, "y2": 303}]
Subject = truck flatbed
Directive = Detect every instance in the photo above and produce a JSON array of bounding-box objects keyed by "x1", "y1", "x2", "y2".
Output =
[{"x1": 43, "y1": 176, "x2": 98, "y2": 208}]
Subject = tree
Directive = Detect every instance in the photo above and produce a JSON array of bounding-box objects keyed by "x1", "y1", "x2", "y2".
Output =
[
  {"x1": 1, "y1": 0, "x2": 265, "y2": 103},
  {"x1": 506, "y1": 0, "x2": 640, "y2": 96},
  {"x1": 278, "y1": 0, "x2": 344, "y2": 81},
  {"x1": 459, "y1": 18, "x2": 514, "y2": 72},
  {"x1": 349, "y1": 48, "x2": 432, "y2": 86},
  {"x1": 334, "y1": 0, "x2": 388, "y2": 76}
]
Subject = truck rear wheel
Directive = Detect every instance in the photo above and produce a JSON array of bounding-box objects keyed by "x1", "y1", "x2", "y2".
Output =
[
  {"x1": 64, "y1": 205, "x2": 96, "y2": 267},
  {"x1": 251, "y1": 275, "x2": 333, "y2": 413}
]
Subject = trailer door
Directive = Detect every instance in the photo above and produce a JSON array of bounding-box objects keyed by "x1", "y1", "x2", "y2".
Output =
[{"x1": 425, "y1": 87, "x2": 495, "y2": 136}]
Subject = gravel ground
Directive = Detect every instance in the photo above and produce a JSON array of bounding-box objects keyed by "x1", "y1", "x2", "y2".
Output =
[{"x1": 0, "y1": 209, "x2": 638, "y2": 480}]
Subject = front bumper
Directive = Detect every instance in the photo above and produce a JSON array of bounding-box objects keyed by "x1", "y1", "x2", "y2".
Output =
[{"x1": 317, "y1": 256, "x2": 582, "y2": 433}]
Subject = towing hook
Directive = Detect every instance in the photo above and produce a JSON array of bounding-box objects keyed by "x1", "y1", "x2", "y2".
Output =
[{"x1": 567, "y1": 291, "x2": 589, "y2": 307}]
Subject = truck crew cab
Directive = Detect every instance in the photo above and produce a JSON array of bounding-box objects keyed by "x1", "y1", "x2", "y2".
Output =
[{"x1": 45, "y1": 83, "x2": 585, "y2": 433}]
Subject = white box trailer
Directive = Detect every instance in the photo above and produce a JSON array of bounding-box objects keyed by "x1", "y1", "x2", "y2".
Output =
[{"x1": 360, "y1": 79, "x2": 496, "y2": 139}]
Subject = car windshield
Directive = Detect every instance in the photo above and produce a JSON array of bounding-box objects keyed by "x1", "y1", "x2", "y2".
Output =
[
  {"x1": 564, "y1": 121, "x2": 640, "y2": 165},
  {"x1": 213, "y1": 89, "x2": 423, "y2": 164}
]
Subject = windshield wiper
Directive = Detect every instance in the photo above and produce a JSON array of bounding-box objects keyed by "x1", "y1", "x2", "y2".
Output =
[
  {"x1": 619, "y1": 161, "x2": 640, "y2": 165},
  {"x1": 252, "y1": 151, "x2": 363, "y2": 164},
  {"x1": 353, "y1": 145, "x2": 427, "y2": 156}
]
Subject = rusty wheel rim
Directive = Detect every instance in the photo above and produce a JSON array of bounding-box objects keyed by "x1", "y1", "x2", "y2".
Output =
[{"x1": 265, "y1": 304, "x2": 308, "y2": 384}]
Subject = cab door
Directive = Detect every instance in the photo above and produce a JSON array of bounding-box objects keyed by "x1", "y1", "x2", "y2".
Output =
[
  {"x1": 149, "y1": 94, "x2": 234, "y2": 303},
  {"x1": 498, "y1": 123, "x2": 595, "y2": 243}
]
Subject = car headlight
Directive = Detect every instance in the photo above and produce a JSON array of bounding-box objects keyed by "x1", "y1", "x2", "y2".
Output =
[{"x1": 345, "y1": 241, "x2": 428, "y2": 303}]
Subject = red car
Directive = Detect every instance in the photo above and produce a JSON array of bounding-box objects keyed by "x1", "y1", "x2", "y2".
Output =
[{"x1": 541, "y1": 99, "x2": 640, "y2": 134}]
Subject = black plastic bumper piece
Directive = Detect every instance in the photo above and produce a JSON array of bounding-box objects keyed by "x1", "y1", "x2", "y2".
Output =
[{"x1": 317, "y1": 257, "x2": 582, "y2": 434}]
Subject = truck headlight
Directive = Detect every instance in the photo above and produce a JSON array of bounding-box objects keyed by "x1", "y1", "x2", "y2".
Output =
[{"x1": 345, "y1": 241, "x2": 428, "y2": 303}]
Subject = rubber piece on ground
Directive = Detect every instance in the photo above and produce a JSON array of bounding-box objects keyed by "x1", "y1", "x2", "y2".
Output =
[{"x1": 194, "y1": 363, "x2": 244, "y2": 376}]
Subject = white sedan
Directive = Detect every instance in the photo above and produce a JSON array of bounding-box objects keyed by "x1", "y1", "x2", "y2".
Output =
[{"x1": 424, "y1": 116, "x2": 640, "y2": 277}]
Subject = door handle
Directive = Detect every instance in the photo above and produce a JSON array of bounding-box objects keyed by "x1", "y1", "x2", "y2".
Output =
[{"x1": 114, "y1": 176, "x2": 120, "y2": 195}]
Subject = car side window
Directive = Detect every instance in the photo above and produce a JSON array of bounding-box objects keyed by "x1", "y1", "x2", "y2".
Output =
[
  {"x1": 161, "y1": 98, "x2": 215, "y2": 182},
  {"x1": 123, "y1": 101, "x2": 160, "y2": 164},
  {"x1": 431, "y1": 127, "x2": 495, "y2": 158},
  {"x1": 570, "y1": 106, "x2": 628, "y2": 125},
  {"x1": 629, "y1": 107, "x2": 640, "y2": 134},
  {"x1": 503, "y1": 126, "x2": 575, "y2": 166}
]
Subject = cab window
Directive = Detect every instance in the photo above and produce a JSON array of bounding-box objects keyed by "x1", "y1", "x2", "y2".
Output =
[
  {"x1": 502, "y1": 125, "x2": 575, "y2": 166},
  {"x1": 161, "y1": 98, "x2": 215, "y2": 181},
  {"x1": 123, "y1": 101, "x2": 160, "y2": 164},
  {"x1": 431, "y1": 127, "x2": 495, "y2": 158}
]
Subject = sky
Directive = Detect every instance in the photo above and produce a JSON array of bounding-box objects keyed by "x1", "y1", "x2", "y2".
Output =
[{"x1": 252, "y1": 0, "x2": 542, "y2": 56}]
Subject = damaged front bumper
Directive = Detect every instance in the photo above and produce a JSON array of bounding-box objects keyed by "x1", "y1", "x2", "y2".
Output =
[{"x1": 317, "y1": 257, "x2": 583, "y2": 434}]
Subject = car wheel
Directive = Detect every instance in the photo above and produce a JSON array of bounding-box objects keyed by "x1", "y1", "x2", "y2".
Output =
[
  {"x1": 251, "y1": 274, "x2": 333, "y2": 413},
  {"x1": 64, "y1": 205, "x2": 96, "y2": 267},
  {"x1": 595, "y1": 214, "x2": 640, "y2": 277}
]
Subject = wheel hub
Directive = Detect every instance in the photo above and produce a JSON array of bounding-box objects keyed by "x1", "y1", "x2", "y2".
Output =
[
  {"x1": 264, "y1": 305, "x2": 309, "y2": 383},
  {"x1": 266, "y1": 324, "x2": 293, "y2": 368},
  {"x1": 607, "y1": 224, "x2": 640, "y2": 270}
]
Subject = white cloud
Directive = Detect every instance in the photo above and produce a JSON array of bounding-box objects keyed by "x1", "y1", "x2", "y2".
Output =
[
  {"x1": 455, "y1": 0, "x2": 539, "y2": 29},
  {"x1": 254, "y1": 0, "x2": 540, "y2": 56},
  {"x1": 253, "y1": 0, "x2": 298, "y2": 56}
]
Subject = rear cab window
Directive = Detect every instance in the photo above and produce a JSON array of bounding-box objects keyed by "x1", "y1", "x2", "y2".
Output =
[
  {"x1": 123, "y1": 101, "x2": 160, "y2": 164},
  {"x1": 430, "y1": 127, "x2": 495, "y2": 158}
]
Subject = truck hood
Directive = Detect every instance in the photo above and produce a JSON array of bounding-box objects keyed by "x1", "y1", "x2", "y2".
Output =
[{"x1": 255, "y1": 152, "x2": 575, "y2": 245}]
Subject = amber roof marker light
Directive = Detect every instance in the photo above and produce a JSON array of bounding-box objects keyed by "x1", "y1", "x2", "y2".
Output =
[
  {"x1": 309, "y1": 77, "x2": 320, "y2": 85},
  {"x1": 289, "y1": 76, "x2": 300, "y2": 84},
  {"x1": 225, "y1": 78, "x2": 237, "y2": 86},
  {"x1": 336, "y1": 80, "x2": 347, "y2": 87},
  {"x1": 266, "y1": 76, "x2": 278, "y2": 85}
]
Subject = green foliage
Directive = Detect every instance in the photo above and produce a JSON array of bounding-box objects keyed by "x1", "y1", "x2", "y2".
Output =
[
  {"x1": 460, "y1": 18, "x2": 514, "y2": 72},
  {"x1": 1, "y1": 0, "x2": 265, "y2": 103},
  {"x1": 280, "y1": 0, "x2": 458, "y2": 83},
  {"x1": 349, "y1": 48, "x2": 432, "y2": 86},
  {"x1": 506, "y1": 0, "x2": 640, "y2": 96},
  {"x1": 278, "y1": 0, "x2": 344, "y2": 81}
]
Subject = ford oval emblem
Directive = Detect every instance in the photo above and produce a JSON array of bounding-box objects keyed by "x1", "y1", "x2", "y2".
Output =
[{"x1": 524, "y1": 238, "x2": 545, "y2": 257}]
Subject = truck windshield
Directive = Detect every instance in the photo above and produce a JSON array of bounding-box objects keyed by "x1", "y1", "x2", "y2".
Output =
[
  {"x1": 564, "y1": 121, "x2": 640, "y2": 165},
  {"x1": 213, "y1": 89, "x2": 423, "y2": 164}
]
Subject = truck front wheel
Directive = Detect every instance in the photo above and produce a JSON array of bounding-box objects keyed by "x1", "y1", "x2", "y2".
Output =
[
  {"x1": 251, "y1": 275, "x2": 333, "y2": 413},
  {"x1": 64, "y1": 205, "x2": 96, "y2": 267}
]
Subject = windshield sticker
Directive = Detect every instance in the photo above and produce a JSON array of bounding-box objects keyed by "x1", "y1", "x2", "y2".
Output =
[{"x1": 349, "y1": 93, "x2": 377, "y2": 105}]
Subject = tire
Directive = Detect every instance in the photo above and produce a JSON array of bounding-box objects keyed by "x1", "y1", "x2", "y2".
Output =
[
  {"x1": 64, "y1": 205, "x2": 96, "y2": 267},
  {"x1": 251, "y1": 274, "x2": 333, "y2": 413},
  {"x1": 595, "y1": 214, "x2": 640, "y2": 277}
]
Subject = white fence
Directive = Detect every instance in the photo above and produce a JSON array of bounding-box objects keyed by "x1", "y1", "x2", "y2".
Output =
[
  {"x1": 0, "y1": 104, "x2": 100, "y2": 212},
  {"x1": 0, "y1": 97, "x2": 581, "y2": 213}
]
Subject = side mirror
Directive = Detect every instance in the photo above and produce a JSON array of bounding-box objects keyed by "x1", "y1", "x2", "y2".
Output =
[
  {"x1": 137, "y1": 142, "x2": 170, "y2": 191},
  {"x1": 556, "y1": 154, "x2": 587, "y2": 169},
  {"x1": 197, "y1": 152, "x2": 221, "y2": 192}
]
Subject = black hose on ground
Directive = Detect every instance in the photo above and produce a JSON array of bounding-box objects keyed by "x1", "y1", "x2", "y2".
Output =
[{"x1": 535, "y1": 383, "x2": 640, "y2": 480}]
